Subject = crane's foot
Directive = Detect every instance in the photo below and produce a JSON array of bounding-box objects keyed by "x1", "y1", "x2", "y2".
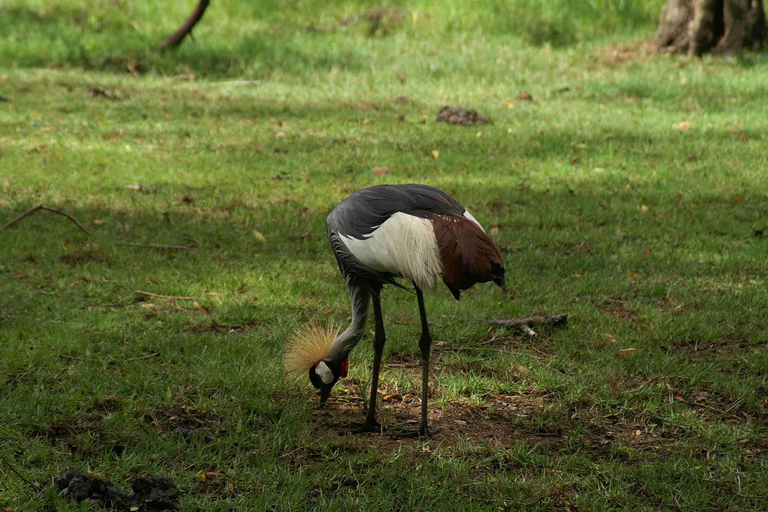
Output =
[
  {"x1": 391, "y1": 424, "x2": 440, "y2": 439},
  {"x1": 339, "y1": 420, "x2": 383, "y2": 435}
]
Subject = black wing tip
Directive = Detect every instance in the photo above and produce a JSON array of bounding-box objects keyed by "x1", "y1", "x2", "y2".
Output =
[
  {"x1": 445, "y1": 282, "x2": 461, "y2": 301},
  {"x1": 491, "y1": 262, "x2": 505, "y2": 288}
]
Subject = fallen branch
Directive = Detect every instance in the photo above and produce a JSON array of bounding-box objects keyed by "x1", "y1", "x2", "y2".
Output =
[
  {"x1": 2, "y1": 204, "x2": 90, "y2": 235},
  {"x1": 157, "y1": 0, "x2": 210, "y2": 51},
  {"x1": 445, "y1": 313, "x2": 568, "y2": 337},
  {"x1": 116, "y1": 243, "x2": 195, "y2": 250},
  {"x1": 127, "y1": 352, "x2": 161, "y2": 362},
  {"x1": 136, "y1": 290, "x2": 196, "y2": 300},
  {"x1": 1, "y1": 454, "x2": 42, "y2": 492}
]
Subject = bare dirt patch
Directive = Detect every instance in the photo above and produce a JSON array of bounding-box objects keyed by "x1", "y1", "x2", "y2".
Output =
[
  {"x1": 144, "y1": 404, "x2": 220, "y2": 434},
  {"x1": 592, "y1": 40, "x2": 657, "y2": 69},
  {"x1": 307, "y1": 385, "x2": 711, "y2": 465},
  {"x1": 312, "y1": 389, "x2": 551, "y2": 453}
]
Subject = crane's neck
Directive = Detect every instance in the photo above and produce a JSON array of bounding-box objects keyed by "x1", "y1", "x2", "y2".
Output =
[{"x1": 328, "y1": 282, "x2": 370, "y2": 361}]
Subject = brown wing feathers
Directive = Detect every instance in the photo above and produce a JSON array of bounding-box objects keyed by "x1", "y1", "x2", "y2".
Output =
[{"x1": 425, "y1": 212, "x2": 504, "y2": 300}]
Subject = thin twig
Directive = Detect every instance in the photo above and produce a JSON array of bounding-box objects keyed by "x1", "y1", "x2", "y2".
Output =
[
  {"x1": 116, "y1": 243, "x2": 195, "y2": 250},
  {"x1": 1, "y1": 454, "x2": 42, "y2": 491},
  {"x1": 674, "y1": 396, "x2": 742, "y2": 419},
  {"x1": 529, "y1": 346, "x2": 552, "y2": 359},
  {"x1": 114, "y1": 224, "x2": 135, "y2": 240},
  {"x1": 436, "y1": 346, "x2": 507, "y2": 353},
  {"x1": 2, "y1": 204, "x2": 90, "y2": 235},
  {"x1": 722, "y1": 393, "x2": 746, "y2": 415},
  {"x1": 136, "y1": 290, "x2": 196, "y2": 300},
  {"x1": 59, "y1": 354, "x2": 83, "y2": 361},
  {"x1": 630, "y1": 375, "x2": 685, "y2": 393},
  {"x1": 135, "y1": 416, "x2": 151, "y2": 435},
  {"x1": 127, "y1": 352, "x2": 161, "y2": 362},
  {"x1": 737, "y1": 474, "x2": 768, "y2": 499}
]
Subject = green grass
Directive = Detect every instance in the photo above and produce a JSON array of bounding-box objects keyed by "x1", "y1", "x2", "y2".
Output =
[{"x1": 2, "y1": 0, "x2": 768, "y2": 510}]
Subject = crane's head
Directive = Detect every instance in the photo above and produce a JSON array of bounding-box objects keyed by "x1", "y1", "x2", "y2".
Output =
[
  {"x1": 284, "y1": 322, "x2": 347, "y2": 406},
  {"x1": 308, "y1": 359, "x2": 348, "y2": 405}
]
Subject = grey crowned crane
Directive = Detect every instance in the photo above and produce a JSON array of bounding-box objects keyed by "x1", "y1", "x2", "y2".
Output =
[{"x1": 311, "y1": 184, "x2": 504, "y2": 437}]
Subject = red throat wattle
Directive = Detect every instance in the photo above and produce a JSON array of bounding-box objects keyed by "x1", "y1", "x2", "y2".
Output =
[{"x1": 340, "y1": 359, "x2": 348, "y2": 378}]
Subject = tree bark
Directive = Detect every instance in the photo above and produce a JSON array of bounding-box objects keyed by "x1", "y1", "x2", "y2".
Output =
[
  {"x1": 157, "y1": 0, "x2": 211, "y2": 52},
  {"x1": 656, "y1": 0, "x2": 767, "y2": 55}
]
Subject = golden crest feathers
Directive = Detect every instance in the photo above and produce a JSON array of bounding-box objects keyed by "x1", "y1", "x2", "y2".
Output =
[{"x1": 283, "y1": 322, "x2": 338, "y2": 380}]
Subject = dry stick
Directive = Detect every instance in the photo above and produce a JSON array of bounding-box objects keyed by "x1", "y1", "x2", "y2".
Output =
[
  {"x1": 114, "y1": 224, "x2": 135, "y2": 240},
  {"x1": 0, "y1": 454, "x2": 42, "y2": 492},
  {"x1": 445, "y1": 313, "x2": 568, "y2": 337},
  {"x1": 673, "y1": 396, "x2": 742, "y2": 420},
  {"x1": 530, "y1": 345, "x2": 553, "y2": 359},
  {"x1": 630, "y1": 375, "x2": 685, "y2": 393},
  {"x1": 721, "y1": 393, "x2": 746, "y2": 415},
  {"x1": 59, "y1": 354, "x2": 84, "y2": 361},
  {"x1": 2, "y1": 204, "x2": 90, "y2": 235},
  {"x1": 736, "y1": 474, "x2": 768, "y2": 499},
  {"x1": 127, "y1": 352, "x2": 160, "y2": 362},
  {"x1": 136, "y1": 290, "x2": 196, "y2": 300},
  {"x1": 115, "y1": 243, "x2": 195, "y2": 250}
]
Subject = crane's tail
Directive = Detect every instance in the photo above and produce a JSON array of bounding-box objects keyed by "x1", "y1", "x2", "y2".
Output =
[{"x1": 429, "y1": 212, "x2": 505, "y2": 300}]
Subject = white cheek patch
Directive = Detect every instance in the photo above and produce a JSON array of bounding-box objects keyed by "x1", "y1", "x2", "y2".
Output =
[{"x1": 316, "y1": 361, "x2": 334, "y2": 384}]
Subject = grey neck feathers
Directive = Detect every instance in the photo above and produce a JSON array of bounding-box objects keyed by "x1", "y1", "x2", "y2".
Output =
[{"x1": 328, "y1": 282, "x2": 370, "y2": 361}]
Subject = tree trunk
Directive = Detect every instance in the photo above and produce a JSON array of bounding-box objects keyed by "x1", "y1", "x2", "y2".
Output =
[
  {"x1": 157, "y1": 0, "x2": 211, "y2": 52},
  {"x1": 656, "y1": 0, "x2": 767, "y2": 55}
]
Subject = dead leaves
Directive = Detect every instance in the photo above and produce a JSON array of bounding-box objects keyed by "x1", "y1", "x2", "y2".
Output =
[
  {"x1": 674, "y1": 121, "x2": 692, "y2": 131},
  {"x1": 252, "y1": 230, "x2": 266, "y2": 243}
]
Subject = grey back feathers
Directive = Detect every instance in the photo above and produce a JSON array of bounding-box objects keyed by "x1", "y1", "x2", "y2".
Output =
[
  {"x1": 326, "y1": 184, "x2": 466, "y2": 241},
  {"x1": 326, "y1": 184, "x2": 505, "y2": 300}
]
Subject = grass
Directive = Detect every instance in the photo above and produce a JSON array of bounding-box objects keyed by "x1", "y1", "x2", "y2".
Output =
[{"x1": 2, "y1": 0, "x2": 768, "y2": 510}]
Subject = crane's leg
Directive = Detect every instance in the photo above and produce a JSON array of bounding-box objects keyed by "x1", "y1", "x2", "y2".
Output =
[
  {"x1": 347, "y1": 284, "x2": 386, "y2": 434},
  {"x1": 393, "y1": 286, "x2": 440, "y2": 438}
]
